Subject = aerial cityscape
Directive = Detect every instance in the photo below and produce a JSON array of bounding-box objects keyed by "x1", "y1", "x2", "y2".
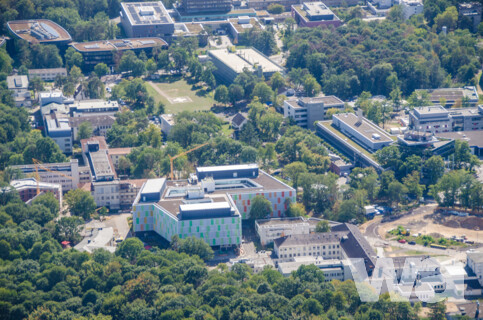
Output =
[{"x1": 1, "y1": 0, "x2": 483, "y2": 319}]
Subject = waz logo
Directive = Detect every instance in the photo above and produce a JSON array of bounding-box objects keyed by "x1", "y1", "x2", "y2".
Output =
[{"x1": 348, "y1": 257, "x2": 465, "y2": 302}]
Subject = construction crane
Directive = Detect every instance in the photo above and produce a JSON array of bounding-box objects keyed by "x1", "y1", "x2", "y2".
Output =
[
  {"x1": 169, "y1": 142, "x2": 209, "y2": 180},
  {"x1": 32, "y1": 158, "x2": 74, "y2": 195}
]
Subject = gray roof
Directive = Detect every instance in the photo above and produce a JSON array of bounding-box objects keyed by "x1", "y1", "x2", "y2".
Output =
[
  {"x1": 70, "y1": 115, "x2": 116, "y2": 128},
  {"x1": 436, "y1": 131, "x2": 483, "y2": 149},
  {"x1": 274, "y1": 232, "x2": 345, "y2": 247},
  {"x1": 332, "y1": 223, "x2": 377, "y2": 274},
  {"x1": 6, "y1": 75, "x2": 28, "y2": 90},
  {"x1": 232, "y1": 113, "x2": 247, "y2": 127},
  {"x1": 468, "y1": 251, "x2": 483, "y2": 263}
]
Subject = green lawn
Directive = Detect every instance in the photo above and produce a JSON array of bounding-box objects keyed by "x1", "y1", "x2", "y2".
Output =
[{"x1": 146, "y1": 76, "x2": 215, "y2": 114}]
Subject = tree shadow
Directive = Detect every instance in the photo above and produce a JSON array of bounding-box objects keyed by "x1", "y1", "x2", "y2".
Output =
[{"x1": 153, "y1": 74, "x2": 182, "y2": 84}]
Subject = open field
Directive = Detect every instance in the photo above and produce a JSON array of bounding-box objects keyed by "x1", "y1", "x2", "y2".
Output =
[{"x1": 146, "y1": 76, "x2": 215, "y2": 114}]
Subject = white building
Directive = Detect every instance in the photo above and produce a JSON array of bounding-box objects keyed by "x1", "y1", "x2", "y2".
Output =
[
  {"x1": 409, "y1": 105, "x2": 452, "y2": 133},
  {"x1": 39, "y1": 90, "x2": 73, "y2": 106},
  {"x1": 70, "y1": 99, "x2": 120, "y2": 117},
  {"x1": 44, "y1": 112, "x2": 73, "y2": 154},
  {"x1": 467, "y1": 251, "x2": 483, "y2": 286},
  {"x1": 278, "y1": 256, "x2": 352, "y2": 281},
  {"x1": 10, "y1": 159, "x2": 90, "y2": 192},
  {"x1": 274, "y1": 233, "x2": 344, "y2": 260},
  {"x1": 10, "y1": 178, "x2": 62, "y2": 205},
  {"x1": 70, "y1": 114, "x2": 116, "y2": 141},
  {"x1": 256, "y1": 217, "x2": 328, "y2": 246},
  {"x1": 284, "y1": 96, "x2": 344, "y2": 129},
  {"x1": 332, "y1": 111, "x2": 394, "y2": 152},
  {"x1": 28, "y1": 68, "x2": 67, "y2": 82},
  {"x1": 400, "y1": 0, "x2": 423, "y2": 19},
  {"x1": 6, "y1": 75, "x2": 31, "y2": 107},
  {"x1": 160, "y1": 114, "x2": 175, "y2": 136}
]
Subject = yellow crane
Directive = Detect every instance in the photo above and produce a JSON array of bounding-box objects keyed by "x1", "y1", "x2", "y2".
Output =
[
  {"x1": 169, "y1": 142, "x2": 209, "y2": 180},
  {"x1": 32, "y1": 158, "x2": 74, "y2": 195}
]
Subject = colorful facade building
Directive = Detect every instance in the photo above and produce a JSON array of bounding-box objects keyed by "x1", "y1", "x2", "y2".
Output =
[{"x1": 132, "y1": 164, "x2": 295, "y2": 247}]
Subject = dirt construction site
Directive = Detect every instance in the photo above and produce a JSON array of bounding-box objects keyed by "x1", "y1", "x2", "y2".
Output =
[{"x1": 365, "y1": 204, "x2": 483, "y2": 243}]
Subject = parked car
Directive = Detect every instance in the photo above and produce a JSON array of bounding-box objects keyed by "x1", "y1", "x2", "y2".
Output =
[
  {"x1": 398, "y1": 239, "x2": 407, "y2": 244},
  {"x1": 408, "y1": 241, "x2": 416, "y2": 245}
]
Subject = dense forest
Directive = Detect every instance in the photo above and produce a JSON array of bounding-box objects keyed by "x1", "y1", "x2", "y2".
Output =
[{"x1": 285, "y1": 0, "x2": 482, "y2": 99}]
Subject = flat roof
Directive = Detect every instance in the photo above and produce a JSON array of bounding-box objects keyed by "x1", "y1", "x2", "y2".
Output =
[
  {"x1": 7, "y1": 19, "x2": 71, "y2": 43},
  {"x1": 208, "y1": 48, "x2": 283, "y2": 74},
  {"x1": 45, "y1": 114, "x2": 71, "y2": 133},
  {"x1": 413, "y1": 105, "x2": 448, "y2": 116},
  {"x1": 257, "y1": 217, "x2": 340, "y2": 228},
  {"x1": 161, "y1": 114, "x2": 175, "y2": 125},
  {"x1": 333, "y1": 113, "x2": 393, "y2": 143},
  {"x1": 108, "y1": 148, "x2": 132, "y2": 156},
  {"x1": 420, "y1": 87, "x2": 478, "y2": 103},
  {"x1": 274, "y1": 232, "x2": 345, "y2": 247},
  {"x1": 197, "y1": 163, "x2": 258, "y2": 173},
  {"x1": 286, "y1": 96, "x2": 344, "y2": 109},
  {"x1": 69, "y1": 114, "x2": 115, "y2": 127},
  {"x1": 436, "y1": 130, "x2": 483, "y2": 148},
  {"x1": 142, "y1": 178, "x2": 166, "y2": 194},
  {"x1": 11, "y1": 178, "x2": 61, "y2": 190},
  {"x1": 121, "y1": 1, "x2": 173, "y2": 26},
  {"x1": 6, "y1": 75, "x2": 28, "y2": 90},
  {"x1": 72, "y1": 38, "x2": 167, "y2": 53},
  {"x1": 71, "y1": 99, "x2": 119, "y2": 110},
  {"x1": 29, "y1": 68, "x2": 67, "y2": 74},
  {"x1": 228, "y1": 17, "x2": 263, "y2": 33},
  {"x1": 180, "y1": 201, "x2": 231, "y2": 212},
  {"x1": 81, "y1": 136, "x2": 108, "y2": 150},
  {"x1": 89, "y1": 150, "x2": 115, "y2": 178}
]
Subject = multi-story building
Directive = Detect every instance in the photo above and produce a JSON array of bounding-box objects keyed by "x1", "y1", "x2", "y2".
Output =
[
  {"x1": 10, "y1": 178, "x2": 62, "y2": 205},
  {"x1": 332, "y1": 111, "x2": 394, "y2": 152},
  {"x1": 39, "y1": 90, "x2": 73, "y2": 106},
  {"x1": 274, "y1": 232, "x2": 344, "y2": 259},
  {"x1": 291, "y1": 2, "x2": 342, "y2": 28},
  {"x1": 409, "y1": 105, "x2": 452, "y2": 133},
  {"x1": 180, "y1": 0, "x2": 232, "y2": 14},
  {"x1": 108, "y1": 148, "x2": 132, "y2": 170},
  {"x1": 7, "y1": 75, "x2": 31, "y2": 108},
  {"x1": 69, "y1": 100, "x2": 120, "y2": 117},
  {"x1": 7, "y1": 19, "x2": 72, "y2": 44},
  {"x1": 160, "y1": 114, "x2": 175, "y2": 136},
  {"x1": 467, "y1": 251, "x2": 483, "y2": 286},
  {"x1": 400, "y1": 0, "x2": 423, "y2": 19},
  {"x1": 420, "y1": 87, "x2": 479, "y2": 108},
  {"x1": 28, "y1": 68, "x2": 67, "y2": 82},
  {"x1": 256, "y1": 217, "x2": 328, "y2": 245},
  {"x1": 44, "y1": 112, "x2": 73, "y2": 154},
  {"x1": 71, "y1": 38, "x2": 168, "y2": 69},
  {"x1": 458, "y1": 2, "x2": 482, "y2": 32},
  {"x1": 283, "y1": 96, "x2": 344, "y2": 129},
  {"x1": 120, "y1": 2, "x2": 174, "y2": 39},
  {"x1": 208, "y1": 48, "x2": 284, "y2": 83},
  {"x1": 132, "y1": 164, "x2": 295, "y2": 246},
  {"x1": 70, "y1": 114, "x2": 116, "y2": 141},
  {"x1": 10, "y1": 159, "x2": 90, "y2": 192},
  {"x1": 228, "y1": 17, "x2": 264, "y2": 44},
  {"x1": 409, "y1": 105, "x2": 483, "y2": 133}
]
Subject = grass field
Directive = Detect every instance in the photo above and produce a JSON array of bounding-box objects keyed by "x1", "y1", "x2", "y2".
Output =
[{"x1": 146, "y1": 75, "x2": 215, "y2": 114}]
